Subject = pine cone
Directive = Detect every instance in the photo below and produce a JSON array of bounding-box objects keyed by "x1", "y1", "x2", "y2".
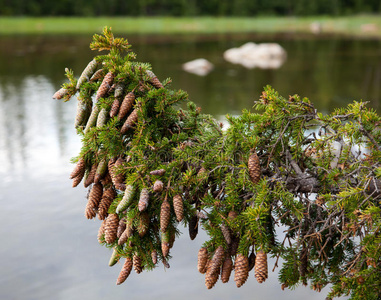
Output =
[
  {"x1": 94, "y1": 158, "x2": 108, "y2": 184},
  {"x1": 146, "y1": 70, "x2": 164, "y2": 89},
  {"x1": 209, "y1": 246, "x2": 224, "y2": 275},
  {"x1": 84, "y1": 164, "x2": 97, "y2": 187},
  {"x1": 86, "y1": 182, "x2": 103, "y2": 218},
  {"x1": 97, "y1": 219, "x2": 107, "y2": 243},
  {"x1": 133, "y1": 254, "x2": 142, "y2": 274},
  {"x1": 84, "y1": 105, "x2": 100, "y2": 134},
  {"x1": 153, "y1": 180, "x2": 164, "y2": 192},
  {"x1": 254, "y1": 251, "x2": 268, "y2": 283},
  {"x1": 76, "y1": 58, "x2": 99, "y2": 89},
  {"x1": 248, "y1": 152, "x2": 261, "y2": 185},
  {"x1": 70, "y1": 158, "x2": 86, "y2": 179},
  {"x1": 149, "y1": 169, "x2": 166, "y2": 176},
  {"x1": 228, "y1": 210, "x2": 238, "y2": 221},
  {"x1": 89, "y1": 68, "x2": 104, "y2": 82},
  {"x1": 188, "y1": 214, "x2": 198, "y2": 240},
  {"x1": 138, "y1": 188, "x2": 150, "y2": 212},
  {"x1": 109, "y1": 247, "x2": 120, "y2": 266},
  {"x1": 221, "y1": 222, "x2": 231, "y2": 244},
  {"x1": 234, "y1": 253, "x2": 249, "y2": 288},
  {"x1": 151, "y1": 250, "x2": 158, "y2": 265},
  {"x1": 118, "y1": 91, "x2": 135, "y2": 120},
  {"x1": 98, "y1": 187, "x2": 116, "y2": 220},
  {"x1": 197, "y1": 247, "x2": 208, "y2": 274},
  {"x1": 112, "y1": 156, "x2": 125, "y2": 187},
  {"x1": 114, "y1": 82, "x2": 124, "y2": 98},
  {"x1": 160, "y1": 200, "x2": 171, "y2": 232},
  {"x1": 137, "y1": 212, "x2": 149, "y2": 237},
  {"x1": 120, "y1": 108, "x2": 139, "y2": 134},
  {"x1": 96, "y1": 107, "x2": 109, "y2": 127},
  {"x1": 205, "y1": 270, "x2": 219, "y2": 289},
  {"x1": 116, "y1": 257, "x2": 133, "y2": 285},
  {"x1": 221, "y1": 256, "x2": 233, "y2": 283},
  {"x1": 117, "y1": 217, "x2": 127, "y2": 238},
  {"x1": 74, "y1": 99, "x2": 92, "y2": 128},
  {"x1": 110, "y1": 98, "x2": 121, "y2": 117},
  {"x1": 116, "y1": 184, "x2": 135, "y2": 213},
  {"x1": 118, "y1": 219, "x2": 133, "y2": 246},
  {"x1": 52, "y1": 87, "x2": 68, "y2": 100},
  {"x1": 72, "y1": 171, "x2": 85, "y2": 187},
  {"x1": 173, "y1": 194, "x2": 184, "y2": 222},
  {"x1": 161, "y1": 231, "x2": 170, "y2": 257},
  {"x1": 105, "y1": 213, "x2": 119, "y2": 244},
  {"x1": 95, "y1": 71, "x2": 114, "y2": 101}
]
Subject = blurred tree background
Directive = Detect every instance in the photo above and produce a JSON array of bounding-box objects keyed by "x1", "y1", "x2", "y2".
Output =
[{"x1": 0, "y1": 0, "x2": 380, "y2": 16}]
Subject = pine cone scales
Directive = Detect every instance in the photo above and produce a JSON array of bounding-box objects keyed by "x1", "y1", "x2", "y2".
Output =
[
  {"x1": 133, "y1": 254, "x2": 142, "y2": 274},
  {"x1": 84, "y1": 105, "x2": 100, "y2": 134},
  {"x1": 254, "y1": 251, "x2": 268, "y2": 283},
  {"x1": 117, "y1": 217, "x2": 127, "y2": 238},
  {"x1": 248, "y1": 152, "x2": 261, "y2": 185},
  {"x1": 138, "y1": 188, "x2": 150, "y2": 212},
  {"x1": 146, "y1": 70, "x2": 164, "y2": 89},
  {"x1": 198, "y1": 247, "x2": 208, "y2": 274},
  {"x1": 84, "y1": 164, "x2": 97, "y2": 187},
  {"x1": 221, "y1": 223, "x2": 231, "y2": 244},
  {"x1": 151, "y1": 250, "x2": 158, "y2": 265},
  {"x1": 89, "y1": 68, "x2": 104, "y2": 82},
  {"x1": 205, "y1": 271, "x2": 219, "y2": 289},
  {"x1": 87, "y1": 182, "x2": 103, "y2": 218},
  {"x1": 160, "y1": 200, "x2": 171, "y2": 232},
  {"x1": 116, "y1": 257, "x2": 133, "y2": 285},
  {"x1": 110, "y1": 99, "x2": 121, "y2": 117},
  {"x1": 76, "y1": 58, "x2": 98, "y2": 89},
  {"x1": 209, "y1": 246, "x2": 224, "y2": 275},
  {"x1": 137, "y1": 212, "x2": 149, "y2": 237},
  {"x1": 74, "y1": 100, "x2": 92, "y2": 128},
  {"x1": 52, "y1": 87, "x2": 68, "y2": 100},
  {"x1": 153, "y1": 180, "x2": 164, "y2": 192},
  {"x1": 96, "y1": 71, "x2": 114, "y2": 101},
  {"x1": 70, "y1": 158, "x2": 86, "y2": 179},
  {"x1": 118, "y1": 91, "x2": 135, "y2": 120},
  {"x1": 96, "y1": 107, "x2": 108, "y2": 127},
  {"x1": 173, "y1": 194, "x2": 184, "y2": 222},
  {"x1": 120, "y1": 108, "x2": 139, "y2": 134},
  {"x1": 221, "y1": 256, "x2": 233, "y2": 283},
  {"x1": 105, "y1": 214, "x2": 119, "y2": 244},
  {"x1": 97, "y1": 219, "x2": 107, "y2": 243},
  {"x1": 98, "y1": 187, "x2": 116, "y2": 220},
  {"x1": 116, "y1": 184, "x2": 135, "y2": 213},
  {"x1": 234, "y1": 253, "x2": 249, "y2": 288}
]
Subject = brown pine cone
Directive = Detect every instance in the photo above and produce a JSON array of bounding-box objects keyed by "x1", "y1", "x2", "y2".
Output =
[
  {"x1": 120, "y1": 108, "x2": 139, "y2": 134},
  {"x1": 146, "y1": 70, "x2": 164, "y2": 89},
  {"x1": 116, "y1": 257, "x2": 133, "y2": 285},
  {"x1": 248, "y1": 152, "x2": 261, "y2": 185},
  {"x1": 84, "y1": 164, "x2": 97, "y2": 187},
  {"x1": 98, "y1": 187, "x2": 116, "y2": 220},
  {"x1": 118, "y1": 91, "x2": 135, "y2": 120},
  {"x1": 205, "y1": 270, "x2": 219, "y2": 289},
  {"x1": 96, "y1": 107, "x2": 108, "y2": 127},
  {"x1": 97, "y1": 219, "x2": 107, "y2": 243},
  {"x1": 105, "y1": 214, "x2": 119, "y2": 244},
  {"x1": 110, "y1": 98, "x2": 121, "y2": 118},
  {"x1": 173, "y1": 194, "x2": 184, "y2": 222},
  {"x1": 118, "y1": 219, "x2": 134, "y2": 246},
  {"x1": 221, "y1": 256, "x2": 233, "y2": 283},
  {"x1": 254, "y1": 250, "x2": 268, "y2": 283},
  {"x1": 86, "y1": 182, "x2": 103, "y2": 218},
  {"x1": 76, "y1": 58, "x2": 98, "y2": 89},
  {"x1": 151, "y1": 250, "x2": 158, "y2": 265},
  {"x1": 70, "y1": 157, "x2": 86, "y2": 179},
  {"x1": 137, "y1": 212, "x2": 150, "y2": 237},
  {"x1": 221, "y1": 222, "x2": 231, "y2": 244},
  {"x1": 188, "y1": 214, "x2": 198, "y2": 240},
  {"x1": 138, "y1": 188, "x2": 150, "y2": 212},
  {"x1": 52, "y1": 87, "x2": 68, "y2": 100},
  {"x1": 149, "y1": 169, "x2": 166, "y2": 176},
  {"x1": 153, "y1": 180, "x2": 164, "y2": 192},
  {"x1": 89, "y1": 68, "x2": 104, "y2": 82},
  {"x1": 234, "y1": 253, "x2": 249, "y2": 288},
  {"x1": 133, "y1": 254, "x2": 142, "y2": 274},
  {"x1": 95, "y1": 71, "x2": 114, "y2": 101},
  {"x1": 94, "y1": 159, "x2": 108, "y2": 184},
  {"x1": 84, "y1": 188, "x2": 101, "y2": 219},
  {"x1": 197, "y1": 247, "x2": 208, "y2": 274},
  {"x1": 160, "y1": 200, "x2": 171, "y2": 232},
  {"x1": 117, "y1": 217, "x2": 127, "y2": 239},
  {"x1": 72, "y1": 171, "x2": 85, "y2": 187},
  {"x1": 209, "y1": 246, "x2": 224, "y2": 275}
]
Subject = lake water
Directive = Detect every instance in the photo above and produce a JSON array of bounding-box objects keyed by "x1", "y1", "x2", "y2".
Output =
[{"x1": 1, "y1": 32, "x2": 380, "y2": 300}]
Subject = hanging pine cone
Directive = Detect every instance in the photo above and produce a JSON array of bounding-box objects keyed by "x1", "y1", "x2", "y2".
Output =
[
  {"x1": 133, "y1": 254, "x2": 142, "y2": 274},
  {"x1": 101, "y1": 172, "x2": 112, "y2": 187},
  {"x1": 205, "y1": 270, "x2": 219, "y2": 289},
  {"x1": 89, "y1": 68, "x2": 104, "y2": 82},
  {"x1": 221, "y1": 222, "x2": 231, "y2": 244},
  {"x1": 117, "y1": 217, "x2": 127, "y2": 239},
  {"x1": 84, "y1": 105, "x2": 100, "y2": 134},
  {"x1": 149, "y1": 169, "x2": 166, "y2": 176},
  {"x1": 146, "y1": 70, "x2": 164, "y2": 89},
  {"x1": 118, "y1": 91, "x2": 135, "y2": 120},
  {"x1": 70, "y1": 157, "x2": 86, "y2": 179},
  {"x1": 118, "y1": 218, "x2": 134, "y2": 246},
  {"x1": 254, "y1": 251, "x2": 268, "y2": 283},
  {"x1": 120, "y1": 108, "x2": 139, "y2": 134},
  {"x1": 97, "y1": 219, "x2": 107, "y2": 243},
  {"x1": 137, "y1": 212, "x2": 150, "y2": 237},
  {"x1": 112, "y1": 156, "x2": 125, "y2": 189},
  {"x1": 209, "y1": 246, "x2": 225, "y2": 275},
  {"x1": 248, "y1": 151, "x2": 261, "y2": 185},
  {"x1": 76, "y1": 58, "x2": 99, "y2": 89},
  {"x1": 162, "y1": 257, "x2": 170, "y2": 269},
  {"x1": 109, "y1": 247, "x2": 120, "y2": 266},
  {"x1": 98, "y1": 187, "x2": 116, "y2": 220},
  {"x1": 173, "y1": 194, "x2": 184, "y2": 222},
  {"x1": 161, "y1": 231, "x2": 170, "y2": 257},
  {"x1": 110, "y1": 98, "x2": 121, "y2": 118},
  {"x1": 116, "y1": 184, "x2": 135, "y2": 213},
  {"x1": 138, "y1": 188, "x2": 150, "y2": 212},
  {"x1": 248, "y1": 251, "x2": 256, "y2": 272},
  {"x1": 105, "y1": 213, "x2": 119, "y2": 244},
  {"x1": 221, "y1": 256, "x2": 233, "y2": 283},
  {"x1": 94, "y1": 158, "x2": 108, "y2": 184},
  {"x1": 198, "y1": 247, "x2": 208, "y2": 274},
  {"x1": 116, "y1": 257, "x2": 133, "y2": 285},
  {"x1": 153, "y1": 180, "x2": 164, "y2": 192},
  {"x1": 95, "y1": 71, "x2": 114, "y2": 101},
  {"x1": 74, "y1": 99, "x2": 92, "y2": 128},
  {"x1": 52, "y1": 87, "x2": 68, "y2": 100},
  {"x1": 85, "y1": 186, "x2": 101, "y2": 219},
  {"x1": 234, "y1": 253, "x2": 249, "y2": 288},
  {"x1": 72, "y1": 171, "x2": 85, "y2": 187},
  {"x1": 151, "y1": 250, "x2": 158, "y2": 265},
  {"x1": 86, "y1": 182, "x2": 103, "y2": 218},
  {"x1": 160, "y1": 199, "x2": 171, "y2": 232},
  {"x1": 96, "y1": 107, "x2": 109, "y2": 127},
  {"x1": 188, "y1": 214, "x2": 198, "y2": 240},
  {"x1": 84, "y1": 164, "x2": 97, "y2": 188}
]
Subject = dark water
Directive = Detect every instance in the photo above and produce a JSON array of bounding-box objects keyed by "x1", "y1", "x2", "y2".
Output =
[{"x1": 1, "y1": 32, "x2": 379, "y2": 300}]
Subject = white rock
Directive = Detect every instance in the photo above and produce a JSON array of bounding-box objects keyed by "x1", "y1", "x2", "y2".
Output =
[{"x1": 182, "y1": 58, "x2": 214, "y2": 76}]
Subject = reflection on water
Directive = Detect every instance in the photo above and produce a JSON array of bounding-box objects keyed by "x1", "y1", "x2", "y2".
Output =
[{"x1": 1, "y1": 33, "x2": 377, "y2": 299}]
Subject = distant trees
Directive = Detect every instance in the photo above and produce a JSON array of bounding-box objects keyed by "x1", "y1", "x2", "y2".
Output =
[{"x1": 0, "y1": 0, "x2": 380, "y2": 16}]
